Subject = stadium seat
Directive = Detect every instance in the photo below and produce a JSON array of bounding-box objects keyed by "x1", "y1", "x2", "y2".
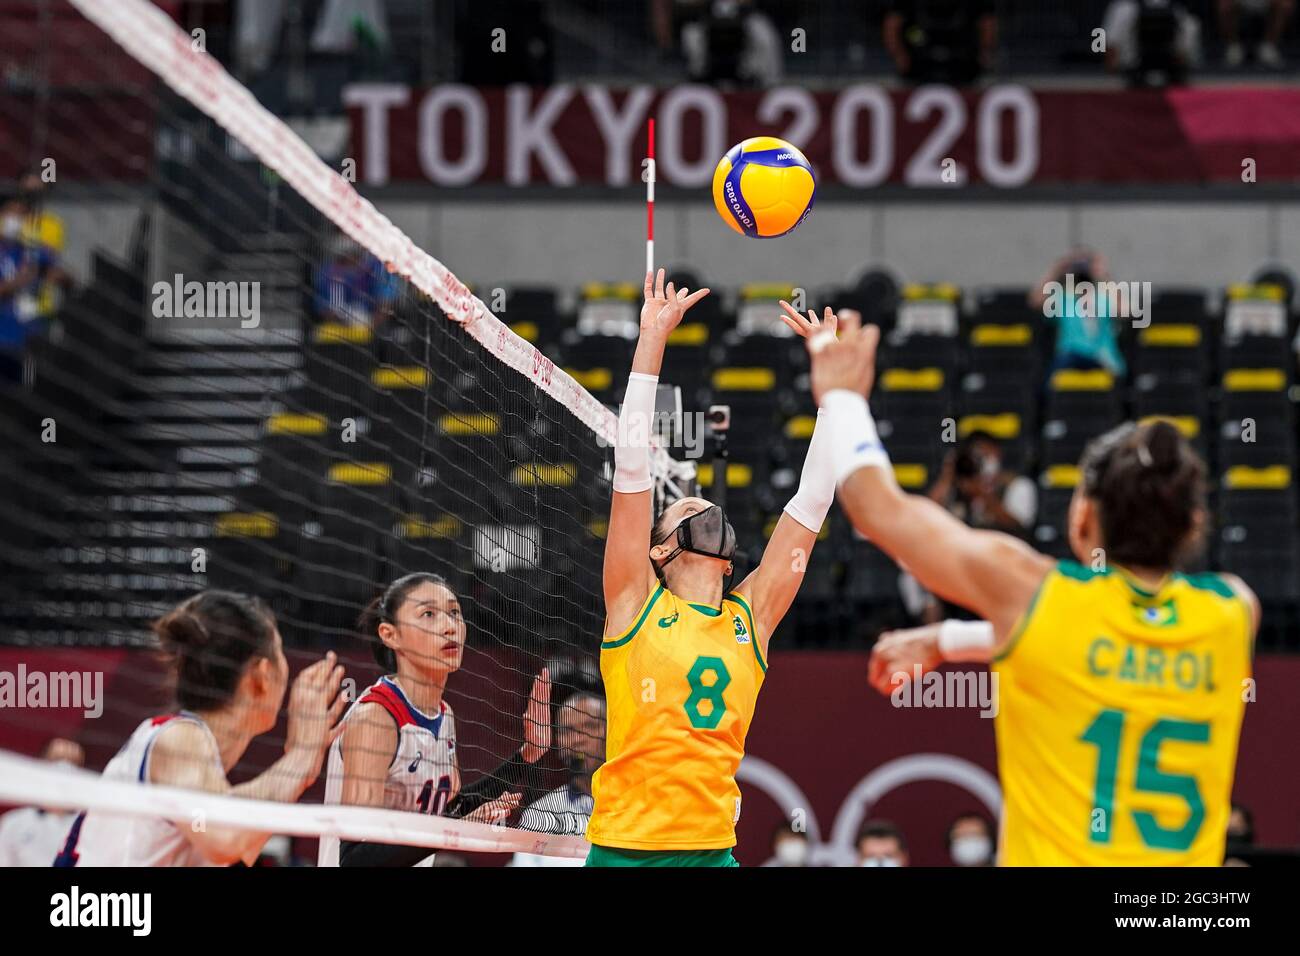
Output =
[
  {"x1": 1217, "y1": 466, "x2": 1300, "y2": 603},
  {"x1": 1041, "y1": 368, "x2": 1123, "y2": 467},
  {"x1": 661, "y1": 320, "x2": 712, "y2": 404},
  {"x1": 576, "y1": 282, "x2": 639, "y2": 338},
  {"x1": 873, "y1": 365, "x2": 954, "y2": 478},
  {"x1": 559, "y1": 335, "x2": 632, "y2": 405},
  {"x1": 499, "y1": 286, "x2": 563, "y2": 349},
  {"x1": 1131, "y1": 321, "x2": 1208, "y2": 388},
  {"x1": 304, "y1": 322, "x2": 379, "y2": 418},
  {"x1": 1033, "y1": 466, "x2": 1078, "y2": 560},
  {"x1": 956, "y1": 404, "x2": 1030, "y2": 473}
]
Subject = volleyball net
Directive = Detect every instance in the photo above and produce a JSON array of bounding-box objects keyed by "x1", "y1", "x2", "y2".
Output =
[{"x1": 0, "y1": 0, "x2": 687, "y2": 862}]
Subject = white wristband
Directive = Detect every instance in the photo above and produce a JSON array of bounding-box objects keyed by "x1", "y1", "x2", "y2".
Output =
[
  {"x1": 613, "y1": 372, "x2": 657, "y2": 493},
  {"x1": 820, "y1": 389, "x2": 890, "y2": 487},
  {"x1": 937, "y1": 620, "x2": 995, "y2": 662}
]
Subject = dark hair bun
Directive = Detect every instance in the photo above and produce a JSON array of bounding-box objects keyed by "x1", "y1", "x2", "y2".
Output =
[
  {"x1": 1144, "y1": 419, "x2": 1182, "y2": 473},
  {"x1": 1080, "y1": 421, "x2": 1206, "y2": 571},
  {"x1": 154, "y1": 591, "x2": 277, "y2": 711}
]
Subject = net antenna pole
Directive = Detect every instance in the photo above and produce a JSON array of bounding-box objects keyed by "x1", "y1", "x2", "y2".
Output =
[{"x1": 645, "y1": 117, "x2": 655, "y2": 276}]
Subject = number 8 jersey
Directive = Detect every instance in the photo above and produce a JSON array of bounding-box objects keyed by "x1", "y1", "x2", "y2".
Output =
[
  {"x1": 586, "y1": 585, "x2": 766, "y2": 851},
  {"x1": 993, "y1": 560, "x2": 1252, "y2": 866}
]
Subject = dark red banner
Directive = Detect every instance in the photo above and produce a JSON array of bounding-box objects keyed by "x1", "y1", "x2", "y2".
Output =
[
  {"x1": 344, "y1": 83, "x2": 1300, "y2": 189},
  {"x1": 3, "y1": 647, "x2": 1297, "y2": 866}
]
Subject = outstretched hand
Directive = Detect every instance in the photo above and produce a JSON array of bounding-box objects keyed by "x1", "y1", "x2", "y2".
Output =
[
  {"x1": 641, "y1": 268, "x2": 710, "y2": 337},
  {"x1": 867, "y1": 625, "x2": 944, "y2": 697},
  {"x1": 520, "y1": 667, "x2": 551, "y2": 764},
  {"x1": 778, "y1": 301, "x2": 837, "y2": 340},
  {"x1": 806, "y1": 316, "x2": 881, "y2": 406}
]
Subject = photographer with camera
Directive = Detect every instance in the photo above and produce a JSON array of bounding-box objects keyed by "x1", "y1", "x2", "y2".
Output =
[{"x1": 1029, "y1": 248, "x2": 1127, "y2": 382}]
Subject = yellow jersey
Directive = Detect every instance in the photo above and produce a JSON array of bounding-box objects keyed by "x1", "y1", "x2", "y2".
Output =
[
  {"x1": 586, "y1": 584, "x2": 766, "y2": 850},
  {"x1": 993, "y1": 560, "x2": 1253, "y2": 866}
]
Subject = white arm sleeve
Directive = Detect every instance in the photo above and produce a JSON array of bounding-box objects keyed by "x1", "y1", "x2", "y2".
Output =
[
  {"x1": 783, "y1": 410, "x2": 837, "y2": 533},
  {"x1": 612, "y1": 371, "x2": 657, "y2": 494}
]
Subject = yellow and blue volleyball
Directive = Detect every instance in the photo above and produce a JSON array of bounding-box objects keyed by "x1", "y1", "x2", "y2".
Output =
[{"x1": 711, "y1": 136, "x2": 816, "y2": 238}]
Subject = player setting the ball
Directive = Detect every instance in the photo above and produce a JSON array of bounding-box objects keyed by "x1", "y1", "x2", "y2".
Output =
[
  {"x1": 805, "y1": 314, "x2": 1259, "y2": 867},
  {"x1": 583, "y1": 271, "x2": 839, "y2": 867}
]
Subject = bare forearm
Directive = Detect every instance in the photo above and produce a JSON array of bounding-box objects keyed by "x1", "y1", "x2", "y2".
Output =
[
  {"x1": 230, "y1": 750, "x2": 317, "y2": 805},
  {"x1": 631, "y1": 330, "x2": 668, "y2": 376}
]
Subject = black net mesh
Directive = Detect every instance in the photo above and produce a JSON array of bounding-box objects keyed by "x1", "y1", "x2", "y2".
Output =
[{"x1": 0, "y1": 0, "x2": 611, "y2": 857}]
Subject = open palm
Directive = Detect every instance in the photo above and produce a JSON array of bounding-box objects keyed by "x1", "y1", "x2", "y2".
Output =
[{"x1": 641, "y1": 268, "x2": 711, "y2": 336}]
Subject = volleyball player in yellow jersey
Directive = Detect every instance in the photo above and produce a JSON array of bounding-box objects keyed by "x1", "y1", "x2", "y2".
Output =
[
  {"x1": 802, "y1": 318, "x2": 1259, "y2": 866},
  {"x1": 585, "y1": 271, "x2": 841, "y2": 866}
]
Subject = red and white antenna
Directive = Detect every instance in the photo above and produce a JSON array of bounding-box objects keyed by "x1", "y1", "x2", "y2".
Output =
[{"x1": 645, "y1": 117, "x2": 655, "y2": 275}]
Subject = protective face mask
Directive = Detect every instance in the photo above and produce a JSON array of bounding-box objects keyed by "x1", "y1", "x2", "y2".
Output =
[
  {"x1": 656, "y1": 504, "x2": 737, "y2": 569},
  {"x1": 774, "y1": 838, "x2": 809, "y2": 867},
  {"x1": 950, "y1": 834, "x2": 992, "y2": 866},
  {"x1": 860, "y1": 856, "x2": 901, "y2": 867}
]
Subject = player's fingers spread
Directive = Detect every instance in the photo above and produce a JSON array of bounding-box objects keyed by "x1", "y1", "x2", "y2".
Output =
[
  {"x1": 682, "y1": 287, "x2": 710, "y2": 307},
  {"x1": 778, "y1": 312, "x2": 802, "y2": 336},
  {"x1": 643, "y1": 270, "x2": 653, "y2": 298},
  {"x1": 655, "y1": 268, "x2": 665, "y2": 299}
]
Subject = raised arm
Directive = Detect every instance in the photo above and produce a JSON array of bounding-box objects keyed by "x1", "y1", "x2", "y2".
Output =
[
  {"x1": 806, "y1": 319, "x2": 1051, "y2": 638},
  {"x1": 733, "y1": 303, "x2": 842, "y2": 653},
  {"x1": 604, "y1": 269, "x2": 710, "y2": 636}
]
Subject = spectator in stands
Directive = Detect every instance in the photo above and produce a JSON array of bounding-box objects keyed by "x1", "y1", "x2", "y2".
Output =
[
  {"x1": 312, "y1": 238, "x2": 397, "y2": 329},
  {"x1": 653, "y1": 0, "x2": 784, "y2": 86},
  {"x1": 883, "y1": 0, "x2": 998, "y2": 86},
  {"x1": 1219, "y1": 0, "x2": 1293, "y2": 67},
  {"x1": 947, "y1": 812, "x2": 995, "y2": 867},
  {"x1": 20, "y1": 172, "x2": 70, "y2": 322},
  {"x1": 510, "y1": 688, "x2": 606, "y2": 867},
  {"x1": 929, "y1": 432, "x2": 1038, "y2": 538},
  {"x1": 856, "y1": 819, "x2": 909, "y2": 866},
  {"x1": 1102, "y1": 0, "x2": 1202, "y2": 87},
  {"x1": 1030, "y1": 249, "x2": 1127, "y2": 381},
  {"x1": 0, "y1": 738, "x2": 83, "y2": 866},
  {"x1": 767, "y1": 821, "x2": 813, "y2": 867},
  {"x1": 0, "y1": 190, "x2": 58, "y2": 385}
]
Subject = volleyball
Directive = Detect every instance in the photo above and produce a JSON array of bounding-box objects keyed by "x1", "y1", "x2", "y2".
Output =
[{"x1": 712, "y1": 136, "x2": 816, "y2": 238}]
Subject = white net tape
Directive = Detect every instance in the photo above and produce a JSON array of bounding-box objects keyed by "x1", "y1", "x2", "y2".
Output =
[{"x1": 0, "y1": 750, "x2": 589, "y2": 859}]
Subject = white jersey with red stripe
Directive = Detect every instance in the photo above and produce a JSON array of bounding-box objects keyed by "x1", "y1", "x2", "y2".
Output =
[
  {"x1": 55, "y1": 712, "x2": 224, "y2": 867},
  {"x1": 317, "y1": 676, "x2": 459, "y2": 867}
]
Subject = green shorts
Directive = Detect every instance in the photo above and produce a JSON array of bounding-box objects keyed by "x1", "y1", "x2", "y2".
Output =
[{"x1": 585, "y1": 844, "x2": 739, "y2": 867}]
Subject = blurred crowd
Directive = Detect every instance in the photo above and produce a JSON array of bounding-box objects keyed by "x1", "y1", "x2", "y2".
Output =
[
  {"x1": 162, "y1": 1, "x2": 1298, "y2": 91},
  {"x1": 0, "y1": 174, "x2": 68, "y2": 387}
]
